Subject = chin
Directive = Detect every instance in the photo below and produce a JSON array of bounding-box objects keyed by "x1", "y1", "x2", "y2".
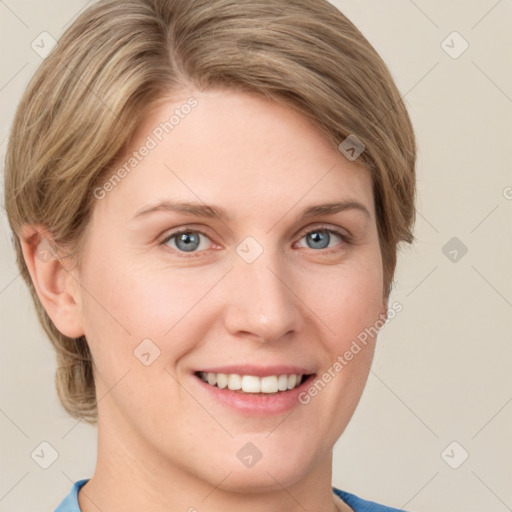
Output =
[
  {"x1": 203, "y1": 446, "x2": 318, "y2": 494},
  {"x1": 212, "y1": 468, "x2": 307, "y2": 494}
]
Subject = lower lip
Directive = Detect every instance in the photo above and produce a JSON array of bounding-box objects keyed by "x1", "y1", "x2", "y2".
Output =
[{"x1": 192, "y1": 374, "x2": 315, "y2": 415}]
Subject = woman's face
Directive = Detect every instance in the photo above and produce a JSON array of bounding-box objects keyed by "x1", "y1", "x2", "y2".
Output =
[{"x1": 74, "y1": 88, "x2": 386, "y2": 490}]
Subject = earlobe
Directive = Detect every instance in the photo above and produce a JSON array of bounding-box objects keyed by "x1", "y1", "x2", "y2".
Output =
[{"x1": 19, "y1": 224, "x2": 84, "y2": 338}]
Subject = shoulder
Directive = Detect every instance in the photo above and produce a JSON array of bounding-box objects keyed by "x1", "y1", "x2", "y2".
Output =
[
  {"x1": 333, "y1": 486, "x2": 409, "y2": 512},
  {"x1": 54, "y1": 479, "x2": 89, "y2": 512}
]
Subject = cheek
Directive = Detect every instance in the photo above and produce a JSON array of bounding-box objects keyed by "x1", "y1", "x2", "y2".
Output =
[
  {"x1": 291, "y1": 259, "x2": 383, "y2": 452},
  {"x1": 304, "y1": 255, "x2": 384, "y2": 346},
  {"x1": 78, "y1": 252, "x2": 222, "y2": 368}
]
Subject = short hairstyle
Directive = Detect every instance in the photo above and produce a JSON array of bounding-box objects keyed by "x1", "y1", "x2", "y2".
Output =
[{"x1": 4, "y1": 0, "x2": 416, "y2": 423}]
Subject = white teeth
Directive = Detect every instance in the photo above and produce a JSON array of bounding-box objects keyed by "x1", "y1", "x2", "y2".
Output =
[
  {"x1": 261, "y1": 376, "x2": 278, "y2": 393},
  {"x1": 228, "y1": 373, "x2": 242, "y2": 391},
  {"x1": 198, "y1": 372, "x2": 305, "y2": 393},
  {"x1": 241, "y1": 375, "x2": 260, "y2": 393},
  {"x1": 216, "y1": 373, "x2": 228, "y2": 389},
  {"x1": 277, "y1": 374, "x2": 288, "y2": 391}
]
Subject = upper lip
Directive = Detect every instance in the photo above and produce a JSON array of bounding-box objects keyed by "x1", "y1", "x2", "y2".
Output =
[{"x1": 194, "y1": 365, "x2": 316, "y2": 377}]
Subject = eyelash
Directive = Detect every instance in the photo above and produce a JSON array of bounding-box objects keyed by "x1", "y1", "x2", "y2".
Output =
[{"x1": 159, "y1": 224, "x2": 352, "y2": 257}]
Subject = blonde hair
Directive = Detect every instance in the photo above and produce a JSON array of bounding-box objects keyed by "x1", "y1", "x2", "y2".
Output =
[{"x1": 4, "y1": 0, "x2": 416, "y2": 423}]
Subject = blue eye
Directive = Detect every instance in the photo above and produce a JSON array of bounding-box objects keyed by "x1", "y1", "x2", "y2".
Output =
[
  {"x1": 161, "y1": 226, "x2": 349, "y2": 256},
  {"x1": 163, "y1": 230, "x2": 211, "y2": 253},
  {"x1": 297, "y1": 229, "x2": 345, "y2": 250}
]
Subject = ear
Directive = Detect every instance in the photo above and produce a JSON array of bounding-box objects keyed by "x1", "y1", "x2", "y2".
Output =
[{"x1": 19, "y1": 224, "x2": 84, "y2": 338}]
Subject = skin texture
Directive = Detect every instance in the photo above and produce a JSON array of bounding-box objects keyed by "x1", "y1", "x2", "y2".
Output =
[{"x1": 21, "y1": 89, "x2": 389, "y2": 512}]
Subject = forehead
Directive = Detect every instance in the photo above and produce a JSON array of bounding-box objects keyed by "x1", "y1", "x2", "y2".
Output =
[{"x1": 94, "y1": 88, "x2": 375, "y2": 223}]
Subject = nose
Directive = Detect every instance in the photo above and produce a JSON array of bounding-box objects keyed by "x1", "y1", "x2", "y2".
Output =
[{"x1": 222, "y1": 248, "x2": 303, "y2": 343}]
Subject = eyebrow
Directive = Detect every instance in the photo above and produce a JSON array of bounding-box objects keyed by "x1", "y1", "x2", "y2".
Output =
[{"x1": 131, "y1": 199, "x2": 371, "y2": 222}]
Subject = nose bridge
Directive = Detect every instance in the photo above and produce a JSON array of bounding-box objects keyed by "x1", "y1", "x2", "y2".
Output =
[{"x1": 223, "y1": 242, "x2": 301, "y2": 342}]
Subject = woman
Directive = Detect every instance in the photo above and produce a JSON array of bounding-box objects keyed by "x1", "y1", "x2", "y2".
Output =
[{"x1": 4, "y1": 0, "x2": 416, "y2": 510}]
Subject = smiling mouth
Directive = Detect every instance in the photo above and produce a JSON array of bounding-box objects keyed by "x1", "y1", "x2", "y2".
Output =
[{"x1": 194, "y1": 371, "x2": 315, "y2": 394}]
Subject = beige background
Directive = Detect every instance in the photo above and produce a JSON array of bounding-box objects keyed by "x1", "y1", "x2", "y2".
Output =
[{"x1": 1, "y1": 1, "x2": 511, "y2": 511}]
